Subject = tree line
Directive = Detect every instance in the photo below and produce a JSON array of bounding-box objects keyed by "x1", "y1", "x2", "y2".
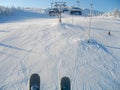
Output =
[{"x1": 0, "y1": 6, "x2": 23, "y2": 16}]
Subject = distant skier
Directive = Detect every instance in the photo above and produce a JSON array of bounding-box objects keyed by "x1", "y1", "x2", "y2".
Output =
[{"x1": 108, "y1": 31, "x2": 111, "y2": 36}]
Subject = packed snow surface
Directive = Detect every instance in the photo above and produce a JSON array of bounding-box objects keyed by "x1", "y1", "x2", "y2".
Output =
[{"x1": 0, "y1": 11, "x2": 120, "y2": 90}]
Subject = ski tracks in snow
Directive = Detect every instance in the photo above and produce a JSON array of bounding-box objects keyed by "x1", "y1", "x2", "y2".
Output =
[{"x1": 0, "y1": 17, "x2": 120, "y2": 90}]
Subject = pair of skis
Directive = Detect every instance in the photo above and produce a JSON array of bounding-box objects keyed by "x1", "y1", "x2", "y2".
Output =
[{"x1": 29, "y1": 73, "x2": 70, "y2": 90}]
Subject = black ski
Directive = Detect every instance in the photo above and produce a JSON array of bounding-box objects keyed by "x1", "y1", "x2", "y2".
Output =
[
  {"x1": 61, "y1": 76, "x2": 71, "y2": 90},
  {"x1": 29, "y1": 73, "x2": 40, "y2": 90}
]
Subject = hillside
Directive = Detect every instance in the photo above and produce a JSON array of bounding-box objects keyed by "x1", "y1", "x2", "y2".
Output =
[{"x1": 0, "y1": 9, "x2": 120, "y2": 90}]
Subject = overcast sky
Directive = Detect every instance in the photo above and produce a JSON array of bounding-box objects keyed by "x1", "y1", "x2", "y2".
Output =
[{"x1": 0, "y1": 0, "x2": 120, "y2": 12}]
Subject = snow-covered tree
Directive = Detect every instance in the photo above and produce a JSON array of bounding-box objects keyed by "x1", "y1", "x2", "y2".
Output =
[
  {"x1": 103, "y1": 8, "x2": 120, "y2": 18},
  {"x1": 112, "y1": 8, "x2": 120, "y2": 17}
]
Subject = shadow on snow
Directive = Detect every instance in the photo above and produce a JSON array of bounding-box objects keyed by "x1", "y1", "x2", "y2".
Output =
[{"x1": 0, "y1": 43, "x2": 29, "y2": 52}]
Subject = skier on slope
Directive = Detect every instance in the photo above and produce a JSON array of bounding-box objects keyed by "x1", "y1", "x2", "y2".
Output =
[{"x1": 108, "y1": 31, "x2": 111, "y2": 35}]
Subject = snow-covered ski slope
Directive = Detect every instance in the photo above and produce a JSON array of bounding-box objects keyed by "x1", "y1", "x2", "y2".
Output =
[{"x1": 0, "y1": 11, "x2": 120, "y2": 90}]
